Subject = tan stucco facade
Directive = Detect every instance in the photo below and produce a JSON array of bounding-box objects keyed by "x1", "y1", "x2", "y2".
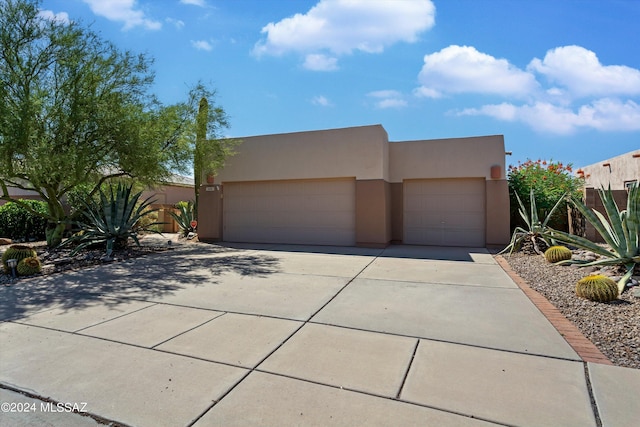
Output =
[
  {"x1": 579, "y1": 149, "x2": 640, "y2": 190},
  {"x1": 199, "y1": 124, "x2": 510, "y2": 248}
]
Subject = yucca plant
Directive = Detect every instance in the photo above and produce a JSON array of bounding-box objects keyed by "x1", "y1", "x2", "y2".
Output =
[
  {"x1": 500, "y1": 189, "x2": 566, "y2": 255},
  {"x1": 169, "y1": 201, "x2": 196, "y2": 237},
  {"x1": 65, "y1": 184, "x2": 162, "y2": 256},
  {"x1": 549, "y1": 182, "x2": 639, "y2": 295}
]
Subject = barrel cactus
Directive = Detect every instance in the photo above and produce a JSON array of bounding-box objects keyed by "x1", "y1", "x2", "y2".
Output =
[
  {"x1": 17, "y1": 257, "x2": 42, "y2": 276},
  {"x1": 575, "y1": 275, "x2": 619, "y2": 302},
  {"x1": 544, "y1": 246, "x2": 572, "y2": 263},
  {"x1": 2, "y1": 245, "x2": 37, "y2": 273}
]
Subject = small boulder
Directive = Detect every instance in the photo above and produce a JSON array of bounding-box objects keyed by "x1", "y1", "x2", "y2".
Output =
[{"x1": 0, "y1": 238, "x2": 12, "y2": 246}]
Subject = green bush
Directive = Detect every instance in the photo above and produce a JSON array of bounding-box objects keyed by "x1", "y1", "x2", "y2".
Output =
[
  {"x1": 0, "y1": 200, "x2": 48, "y2": 241},
  {"x1": 508, "y1": 159, "x2": 583, "y2": 232}
]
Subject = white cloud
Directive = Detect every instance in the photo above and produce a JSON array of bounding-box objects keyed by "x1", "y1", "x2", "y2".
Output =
[
  {"x1": 368, "y1": 90, "x2": 407, "y2": 109},
  {"x1": 419, "y1": 44, "x2": 640, "y2": 134},
  {"x1": 38, "y1": 9, "x2": 70, "y2": 24},
  {"x1": 376, "y1": 98, "x2": 408, "y2": 109},
  {"x1": 303, "y1": 54, "x2": 338, "y2": 71},
  {"x1": 254, "y1": 0, "x2": 435, "y2": 70},
  {"x1": 458, "y1": 98, "x2": 640, "y2": 134},
  {"x1": 180, "y1": 0, "x2": 206, "y2": 6},
  {"x1": 191, "y1": 40, "x2": 213, "y2": 51},
  {"x1": 166, "y1": 17, "x2": 185, "y2": 29},
  {"x1": 416, "y1": 45, "x2": 538, "y2": 98},
  {"x1": 311, "y1": 95, "x2": 332, "y2": 106},
  {"x1": 528, "y1": 45, "x2": 640, "y2": 98},
  {"x1": 82, "y1": 0, "x2": 161, "y2": 30}
]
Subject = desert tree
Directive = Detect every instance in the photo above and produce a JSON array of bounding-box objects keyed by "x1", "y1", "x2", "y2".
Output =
[{"x1": 0, "y1": 0, "x2": 233, "y2": 246}]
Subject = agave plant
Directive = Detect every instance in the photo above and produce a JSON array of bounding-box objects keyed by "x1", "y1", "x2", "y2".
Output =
[
  {"x1": 500, "y1": 189, "x2": 566, "y2": 255},
  {"x1": 66, "y1": 184, "x2": 162, "y2": 256},
  {"x1": 169, "y1": 201, "x2": 195, "y2": 237},
  {"x1": 550, "y1": 182, "x2": 639, "y2": 295}
]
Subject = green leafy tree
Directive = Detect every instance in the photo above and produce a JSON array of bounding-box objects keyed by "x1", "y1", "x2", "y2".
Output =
[
  {"x1": 0, "y1": 0, "x2": 234, "y2": 246},
  {"x1": 507, "y1": 159, "x2": 583, "y2": 232}
]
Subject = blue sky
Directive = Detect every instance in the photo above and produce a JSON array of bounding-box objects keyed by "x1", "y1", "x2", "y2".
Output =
[{"x1": 39, "y1": 0, "x2": 640, "y2": 169}]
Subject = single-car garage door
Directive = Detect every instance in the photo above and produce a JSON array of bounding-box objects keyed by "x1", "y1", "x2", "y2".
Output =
[
  {"x1": 223, "y1": 179, "x2": 356, "y2": 245},
  {"x1": 404, "y1": 178, "x2": 486, "y2": 247}
]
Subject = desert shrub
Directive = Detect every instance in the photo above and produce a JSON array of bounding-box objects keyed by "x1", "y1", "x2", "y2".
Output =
[
  {"x1": 550, "y1": 182, "x2": 639, "y2": 294},
  {"x1": 0, "y1": 200, "x2": 48, "y2": 241},
  {"x1": 508, "y1": 159, "x2": 583, "y2": 232},
  {"x1": 170, "y1": 201, "x2": 195, "y2": 237},
  {"x1": 65, "y1": 184, "x2": 161, "y2": 255}
]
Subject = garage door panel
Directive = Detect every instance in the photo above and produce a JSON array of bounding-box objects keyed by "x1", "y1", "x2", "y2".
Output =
[
  {"x1": 224, "y1": 179, "x2": 356, "y2": 245},
  {"x1": 404, "y1": 179, "x2": 486, "y2": 247}
]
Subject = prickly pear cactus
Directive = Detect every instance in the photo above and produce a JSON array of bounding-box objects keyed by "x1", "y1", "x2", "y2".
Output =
[
  {"x1": 16, "y1": 257, "x2": 42, "y2": 276},
  {"x1": 544, "y1": 246, "x2": 572, "y2": 263},
  {"x1": 1, "y1": 245, "x2": 37, "y2": 273},
  {"x1": 575, "y1": 275, "x2": 618, "y2": 302}
]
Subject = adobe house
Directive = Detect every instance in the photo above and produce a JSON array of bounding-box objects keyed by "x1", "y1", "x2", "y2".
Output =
[{"x1": 197, "y1": 124, "x2": 510, "y2": 248}]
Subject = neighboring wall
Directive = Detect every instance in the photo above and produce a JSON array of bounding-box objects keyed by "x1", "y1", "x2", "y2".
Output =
[
  {"x1": 141, "y1": 184, "x2": 193, "y2": 205},
  {"x1": 0, "y1": 188, "x2": 40, "y2": 206},
  {"x1": 580, "y1": 149, "x2": 640, "y2": 190}
]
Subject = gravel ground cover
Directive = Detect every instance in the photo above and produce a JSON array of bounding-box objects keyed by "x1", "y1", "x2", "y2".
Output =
[{"x1": 504, "y1": 252, "x2": 639, "y2": 369}]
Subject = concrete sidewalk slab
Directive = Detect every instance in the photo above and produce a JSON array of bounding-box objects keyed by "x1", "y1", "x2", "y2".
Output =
[
  {"x1": 380, "y1": 245, "x2": 495, "y2": 263},
  {"x1": 360, "y1": 257, "x2": 516, "y2": 288},
  {"x1": 15, "y1": 299, "x2": 154, "y2": 332},
  {"x1": 157, "y1": 313, "x2": 302, "y2": 368},
  {"x1": 259, "y1": 323, "x2": 417, "y2": 397},
  {"x1": 267, "y1": 244, "x2": 384, "y2": 257},
  {"x1": 252, "y1": 250, "x2": 376, "y2": 277},
  {"x1": 588, "y1": 362, "x2": 640, "y2": 427},
  {"x1": 313, "y1": 278, "x2": 579, "y2": 358},
  {"x1": 0, "y1": 323, "x2": 247, "y2": 427},
  {"x1": 194, "y1": 371, "x2": 496, "y2": 427},
  {"x1": 0, "y1": 388, "x2": 101, "y2": 427},
  {"x1": 152, "y1": 273, "x2": 349, "y2": 320},
  {"x1": 78, "y1": 304, "x2": 223, "y2": 348},
  {"x1": 401, "y1": 340, "x2": 596, "y2": 427}
]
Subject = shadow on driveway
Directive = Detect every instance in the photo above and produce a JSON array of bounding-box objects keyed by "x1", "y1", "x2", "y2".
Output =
[{"x1": 0, "y1": 245, "x2": 281, "y2": 322}]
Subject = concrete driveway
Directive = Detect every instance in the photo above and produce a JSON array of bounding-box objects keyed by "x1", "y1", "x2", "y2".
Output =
[{"x1": 1, "y1": 241, "x2": 638, "y2": 427}]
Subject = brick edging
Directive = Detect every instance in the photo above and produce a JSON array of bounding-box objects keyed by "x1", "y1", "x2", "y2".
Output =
[{"x1": 494, "y1": 255, "x2": 612, "y2": 365}]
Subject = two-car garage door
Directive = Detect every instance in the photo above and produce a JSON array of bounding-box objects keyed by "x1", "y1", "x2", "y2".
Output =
[
  {"x1": 404, "y1": 179, "x2": 486, "y2": 247},
  {"x1": 223, "y1": 178, "x2": 486, "y2": 247},
  {"x1": 223, "y1": 179, "x2": 356, "y2": 246}
]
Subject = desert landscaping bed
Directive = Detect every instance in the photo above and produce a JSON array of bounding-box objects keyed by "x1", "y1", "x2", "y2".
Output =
[
  {"x1": 504, "y1": 253, "x2": 639, "y2": 369},
  {"x1": 0, "y1": 239, "x2": 171, "y2": 286}
]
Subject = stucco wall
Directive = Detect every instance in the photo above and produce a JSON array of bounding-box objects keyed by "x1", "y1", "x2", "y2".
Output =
[
  {"x1": 580, "y1": 149, "x2": 640, "y2": 190},
  {"x1": 141, "y1": 184, "x2": 194, "y2": 205},
  {"x1": 215, "y1": 125, "x2": 389, "y2": 183},
  {"x1": 388, "y1": 135, "x2": 506, "y2": 183}
]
